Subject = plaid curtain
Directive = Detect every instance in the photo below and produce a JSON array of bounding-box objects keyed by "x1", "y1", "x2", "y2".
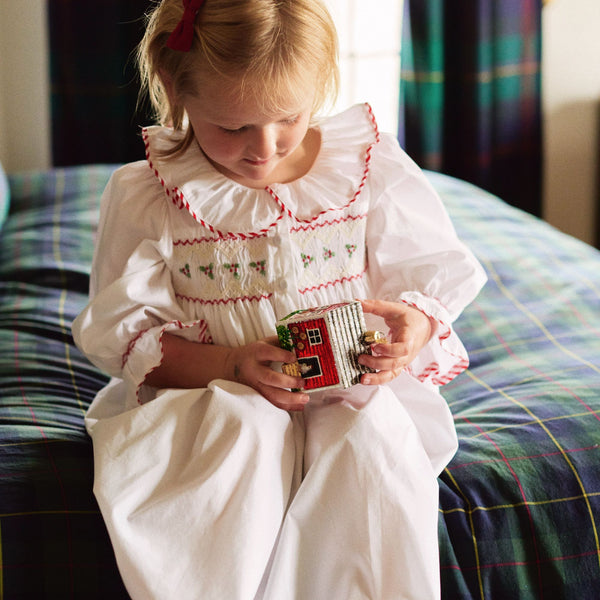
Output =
[
  {"x1": 399, "y1": 0, "x2": 542, "y2": 216},
  {"x1": 48, "y1": 1, "x2": 153, "y2": 166}
]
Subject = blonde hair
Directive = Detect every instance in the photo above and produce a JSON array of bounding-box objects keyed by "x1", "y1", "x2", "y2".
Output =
[{"x1": 137, "y1": 0, "x2": 339, "y2": 155}]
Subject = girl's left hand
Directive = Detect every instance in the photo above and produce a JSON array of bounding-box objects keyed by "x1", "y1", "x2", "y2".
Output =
[{"x1": 358, "y1": 299, "x2": 434, "y2": 386}]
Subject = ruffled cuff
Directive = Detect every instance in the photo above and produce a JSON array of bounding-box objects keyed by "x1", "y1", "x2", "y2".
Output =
[
  {"x1": 121, "y1": 319, "x2": 213, "y2": 404},
  {"x1": 398, "y1": 291, "x2": 469, "y2": 386}
]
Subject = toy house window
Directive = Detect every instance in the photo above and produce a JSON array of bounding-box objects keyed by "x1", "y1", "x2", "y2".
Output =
[
  {"x1": 307, "y1": 328, "x2": 323, "y2": 346},
  {"x1": 298, "y1": 356, "x2": 323, "y2": 379}
]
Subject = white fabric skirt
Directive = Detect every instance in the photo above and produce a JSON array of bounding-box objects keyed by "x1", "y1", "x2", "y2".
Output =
[{"x1": 88, "y1": 377, "x2": 451, "y2": 600}]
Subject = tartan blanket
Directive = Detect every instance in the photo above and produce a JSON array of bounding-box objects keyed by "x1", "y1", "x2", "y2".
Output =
[
  {"x1": 0, "y1": 165, "x2": 599, "y2": 598},
  {"x1": 0, "y1": 167, "x2": 125, "y2": 598},
  {"x1": 432, "y1": 172, "x2": 600, "y2": 599}
]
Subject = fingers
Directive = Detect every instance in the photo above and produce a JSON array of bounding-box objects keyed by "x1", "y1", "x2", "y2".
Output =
[
  {"x1": 252, "y1": 365, "x2": 309, "y2": 411},
  {"x1": 359, "y1": 353, "x2": 406, "y2": 373},
  {"x1": 358, "y1": 339, "x2": 412, "y2": 368},
  {"x1": 253, "y1": 371, "x2": 310, "y2": 411},
  {"x1": 360, "y1": 300, "x2": 433, "y2": 385},
  {"x1": 357, "y1": 329, "x2": 415, "y2": 386},
  {"x1": 251, "y1": 339, "x2": 297, "y2": 365},
  {"x1": 360, "y1": 298, "x2": 398, "y2": 319},
  {"x1": 244, "y1": 370, "x2": 310, "y2": 411},
  {"x1": 358, "y1": 349, "x2": 409, "y2": 386},
  {"x1": 233, "y1": 342, "x2": 309, "y2": 410},
  {"x1": 250, "y1": 361, "x2": 302, "y2": 390}
]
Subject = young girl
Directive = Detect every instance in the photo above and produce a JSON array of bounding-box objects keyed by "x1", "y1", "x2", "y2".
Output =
[{"x1": 73, "y1": 0, "x2": 486, "y2": 598}]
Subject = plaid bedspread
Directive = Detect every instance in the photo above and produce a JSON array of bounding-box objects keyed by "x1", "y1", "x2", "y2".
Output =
[
  {"x1": 432, "y1": 172, "x2": 600, "y2": 599},
  {"x1": 0, "y1": 165, "x2": 598, "y2": 598},
  {"x1": 0, "y1": 167, "x2": 126, "y2": 598}
]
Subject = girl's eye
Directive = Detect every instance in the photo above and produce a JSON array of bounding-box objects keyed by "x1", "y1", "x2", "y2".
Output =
[
  {"x1": 218, "y1": 116, "x2": 299, "y2": 134},
  {"x1": 220, "y1": 126, "x2": 248, "y2": 135}
]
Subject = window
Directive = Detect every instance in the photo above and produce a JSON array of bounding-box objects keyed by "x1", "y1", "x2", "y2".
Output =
[
  {"x1": 298, "y1": 356, "x2": 323, "y2": 379},
  {"x1": 326, "y1": 0, "x2": 404, "y2": 135},
  {"x1": 307, "y1": 328, "x2": 323, "y2": 346}
]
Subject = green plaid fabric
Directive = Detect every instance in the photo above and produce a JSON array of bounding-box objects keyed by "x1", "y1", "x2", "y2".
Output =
[
  {"x1": 433, "y1": 172, "x2": 600, "y2": 598},
  {"x1": 400, "y1": 0, "x2": 543, "y2": 216},
  {"x1": 1, "y1": 166, "x2": 599, "y2": 597},
  {"x1": 0, "y1": 166, "x2": 128, "y2": 598}
]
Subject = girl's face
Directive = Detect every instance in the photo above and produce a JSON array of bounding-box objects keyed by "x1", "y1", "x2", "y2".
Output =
[{"x1": 182, "y1": 78, "x2": 316, "y2": 188}]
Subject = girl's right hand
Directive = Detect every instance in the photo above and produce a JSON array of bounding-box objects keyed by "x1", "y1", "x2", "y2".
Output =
[
  {"x1": 226, "y1": 337, "x2": 310, "y2": 411},
  {"x1": 145, "y1": 333, "x2": 308, "y2": 410}
]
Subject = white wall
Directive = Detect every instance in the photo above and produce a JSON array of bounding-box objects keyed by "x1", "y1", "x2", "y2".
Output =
[
  {"x1": 542, "y1": 0, "x2": 600, "y2": 245},
  {"x1": 0, "y1": 0, "x2": 51, "y2": 172}
]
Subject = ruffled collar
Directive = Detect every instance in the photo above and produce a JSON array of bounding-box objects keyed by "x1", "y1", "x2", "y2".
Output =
[{"x1": 143, "y1": 103, "x2": 380, "y2": 238}]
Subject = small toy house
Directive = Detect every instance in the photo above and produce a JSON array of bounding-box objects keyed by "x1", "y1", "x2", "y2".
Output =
[{"x1": 276, "y1": 301, "x2": 384, "y2": 392}]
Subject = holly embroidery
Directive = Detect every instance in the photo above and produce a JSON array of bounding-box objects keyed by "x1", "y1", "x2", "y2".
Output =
[
  {"x1": 176, "y1": 256, "x2": 273, "y2": 283},
  {"x1": 199, "y1": 263, "x2": 215, "y2": 280},
  {"x1": 346, "y1": 244, "x2": 357, "y2": 257},
  {"x1": 323, "y1": 247, "x2": 335, "y2": 261},
  {"x1": 250, "y1": 260, "x2": 267, "y2": 276},
  {"x1": 224, "y1": 263, "x2": 241, "y2": 279},
  {"x1": 301, "y1": 253, "x2": 315, "y2": 268}
]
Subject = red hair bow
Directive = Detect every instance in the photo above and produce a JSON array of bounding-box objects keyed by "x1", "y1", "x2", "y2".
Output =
[{"x1": 166, "y1": 0, "x2": 206, "y2": 52}]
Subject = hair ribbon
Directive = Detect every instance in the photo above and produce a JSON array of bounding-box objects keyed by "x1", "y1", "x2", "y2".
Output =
[{"x1": 166, "y1": 0, "x2": 206, "y2": 52}]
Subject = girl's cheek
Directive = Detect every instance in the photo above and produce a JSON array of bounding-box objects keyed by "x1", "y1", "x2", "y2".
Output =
[{"x1": 215, "y1": 137, "x2": 243, "y2": 157}]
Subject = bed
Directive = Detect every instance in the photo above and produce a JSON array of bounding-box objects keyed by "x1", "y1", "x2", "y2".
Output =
[{"x1": 0, "y1": 162, "x2": 598, "y2": 598}]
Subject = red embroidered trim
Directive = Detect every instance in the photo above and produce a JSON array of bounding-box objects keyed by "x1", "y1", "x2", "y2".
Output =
[
  {"x1": 121, "y1": 329, "x2": 148, "y2": 369},
  {"x1": 299, "y1": 270, "x2": 366, "y2": 295},
  {"x1": 431, "y1": 359, "x2": 469, "y2": 386},
  {"x1": 400, "y1": 298, "x2": 469, "y2": 386},
  {"x1": 290, "y1": 213, "x2": 367, "y2": 233},
  {"x1": 409, "y1": 358, "x2": 469, "y2": 386},
  {"x1": 175, "y1": 292, "x2": 273, "y2": 305},
  {"x1": 415, "y1": 362, "x2": 440, "y2": 382},
  {"x1": 171, "y1": 214, "x2": 366, "y2": 247},
  {"x1": 143, "y1": 103, "x2": 380, "y2": 239},
  {"x1": 173, "y1": 232, "x2": 268, "y2": 246},
  {"x1": 196, "y1": 320, "x2": 212, "y2": 343},
  {"x1": 266, "y1": 104, "x2": 380, "y2": 226},
  {"x1": 143, "y1": 130, "x2": 286, "y2": 240},
  {"x1": 134, "y1": 319, "x2": 213, "y2": 404}
]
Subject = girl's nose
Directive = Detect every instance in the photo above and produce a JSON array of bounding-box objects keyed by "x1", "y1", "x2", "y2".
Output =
[{"x1": 248, "y1": 126, "x2": 277, "y2": 159}]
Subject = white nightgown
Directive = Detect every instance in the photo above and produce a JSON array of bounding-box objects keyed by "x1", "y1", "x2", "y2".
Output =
[{"x1": 73, "y1": 103, "x2": 486, "y2": 600}]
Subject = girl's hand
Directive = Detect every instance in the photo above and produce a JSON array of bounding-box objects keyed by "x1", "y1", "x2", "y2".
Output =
[
  {"x1": 358, "y1": 299, "x2": 434, "y2": 386},
  {"x1": 145, "y1": 333, "x2": 308, "y2": 411},
  {"x1": 226, "y1": 337, "x2": 310, "y2": 411}
]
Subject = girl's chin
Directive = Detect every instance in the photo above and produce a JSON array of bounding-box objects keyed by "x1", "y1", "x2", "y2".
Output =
[
  {"x1": 244, "y1": 158, "x2": 272, "y2": 167},
  {"x1": 237, "y1": 159, "x2": 283, "y2": 183},
  {"x1": 210, "y1": 153, "x2": 297, "y2": 187}
]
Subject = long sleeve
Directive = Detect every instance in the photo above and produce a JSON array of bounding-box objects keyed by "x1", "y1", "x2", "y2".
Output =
[
  {"x1": 72, "y1": 163, "x2": 211, "y2": 403},
  {"x1": 366, "y1": 134, "x2": 487, "y2": 385}
]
